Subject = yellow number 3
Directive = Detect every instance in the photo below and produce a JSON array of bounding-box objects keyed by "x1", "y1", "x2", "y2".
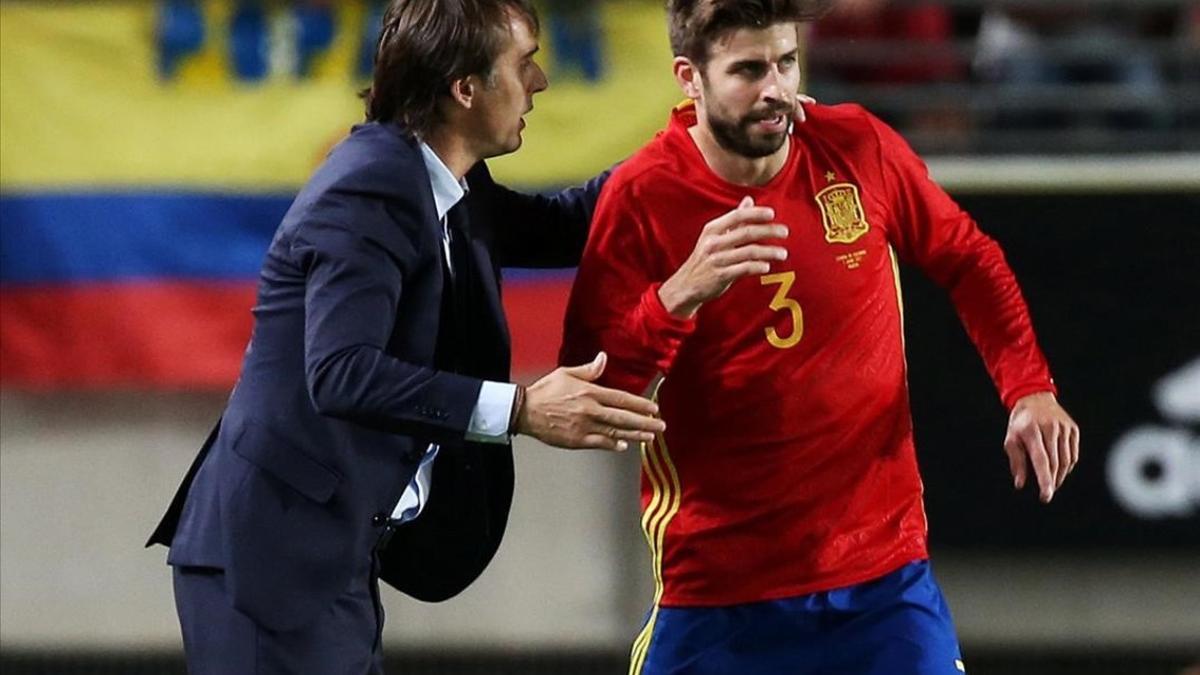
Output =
[{"x1": 760, "y1": 271, "x2": 803, "y2": 349}]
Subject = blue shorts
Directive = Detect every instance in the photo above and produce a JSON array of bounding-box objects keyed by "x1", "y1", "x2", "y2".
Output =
[{"x1": 631, "y1": 560, "x2": 965, "y2": 675}]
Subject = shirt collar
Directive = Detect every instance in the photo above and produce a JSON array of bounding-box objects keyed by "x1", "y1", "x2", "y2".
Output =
[{"x1": 418, "y1": 142, "x2": 469, "y2": 221}]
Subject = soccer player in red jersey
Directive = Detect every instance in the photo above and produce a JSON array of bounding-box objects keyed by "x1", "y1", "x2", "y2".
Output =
[{"x1": 560, "y1": 1, "x2": 1081, "y2": 673}]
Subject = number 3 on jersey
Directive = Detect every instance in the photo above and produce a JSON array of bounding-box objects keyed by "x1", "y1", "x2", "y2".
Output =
[{"x1": 760, "y1": 271, "x2": 803, "y2": 349}]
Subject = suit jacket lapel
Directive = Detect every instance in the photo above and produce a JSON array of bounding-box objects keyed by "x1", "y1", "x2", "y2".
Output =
[
  {"x1": 471, "y1": 239, "x2": 509, "y2": 348},
  {"x1": 397, "y1": 130, "x2": 444, "y2": 251},
  {"x1": 450, "y1": 205, "x2": 511, "y2": 361}
]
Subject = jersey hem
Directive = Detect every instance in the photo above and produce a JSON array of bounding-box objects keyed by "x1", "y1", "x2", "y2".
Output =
[{"x1": 657, "y1": 546, "x2": 929, "y2": 608}]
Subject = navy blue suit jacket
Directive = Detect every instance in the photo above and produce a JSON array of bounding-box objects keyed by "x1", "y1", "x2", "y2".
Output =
[{"x1": 148, "y1": 122, "x2": 604, "y2": 632}]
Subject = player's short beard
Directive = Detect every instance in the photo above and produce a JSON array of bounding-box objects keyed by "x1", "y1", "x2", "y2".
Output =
[{"x1": 704, "y1": 91, "x2": 794, "y2": 159}]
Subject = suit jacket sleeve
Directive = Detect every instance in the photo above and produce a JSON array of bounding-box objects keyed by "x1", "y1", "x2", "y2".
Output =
[
  {"x1": 467, "y1": 161, "x2": 610, "y2": 269},
  {"x1": 291, "y1": 185, "x2": 485, "y2": 444}
]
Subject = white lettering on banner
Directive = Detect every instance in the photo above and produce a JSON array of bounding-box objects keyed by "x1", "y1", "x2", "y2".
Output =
[
  {"x1": 1154, "y1": 357, "x2": 1200, "y2": 424},
  {"x1": 1108, "y1": 427, "x2": 1199, "y2": 518},
  {"x1": 1107, "y1": 357, "x2": 1200, "y2": 519}
]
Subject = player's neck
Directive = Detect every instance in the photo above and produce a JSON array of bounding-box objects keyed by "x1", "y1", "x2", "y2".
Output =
[{"x1": 688, "y1": 123, "x2": 789, "y2": 188}]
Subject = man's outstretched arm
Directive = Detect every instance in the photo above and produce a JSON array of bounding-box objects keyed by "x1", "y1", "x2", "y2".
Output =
[{"x1": 869, "y1": 112, "x2": 1080, "y2": 502}]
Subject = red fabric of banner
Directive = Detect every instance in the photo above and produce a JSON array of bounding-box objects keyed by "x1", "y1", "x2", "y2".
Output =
[{"x1": 0, "y1": 278, "x2": 572, "y2": 390}]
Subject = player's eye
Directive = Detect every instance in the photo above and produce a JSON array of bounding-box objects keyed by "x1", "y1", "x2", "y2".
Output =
[{"x1": 735, "y1": 64, "x2": 766, "y2": 79}]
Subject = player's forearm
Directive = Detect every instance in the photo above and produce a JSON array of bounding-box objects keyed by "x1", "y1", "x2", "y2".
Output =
[
  {"x1": 944, "y1": 240, "x2": 1056, "y2": 407},
  {"x1": 657, "y1": 276, "x2": 705, "y2": 319},
  {"x1": 565, "y1": 284, "x2": 696, "y2": 396},
  {"x1": 623, "y1": 283, "x2": 697, "y2": 379},
  {"x1": 560, "y1": 329, "x2": 662, "y2": 397}
]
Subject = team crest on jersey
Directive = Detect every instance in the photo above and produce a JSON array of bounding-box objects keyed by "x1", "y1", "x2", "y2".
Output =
[{"x1": 815, "y1": 183, "x2": 870, "y2": 244}]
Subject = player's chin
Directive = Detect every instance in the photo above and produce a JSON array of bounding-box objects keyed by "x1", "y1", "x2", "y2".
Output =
[
  {"x1": 743, "y1": 133, "x2": 787, "y2": 157},
  {"x1": 759, "y1": 130, "x2": 787, "y2": 144}
]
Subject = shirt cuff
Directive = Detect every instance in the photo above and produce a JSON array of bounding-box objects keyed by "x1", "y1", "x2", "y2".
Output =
[
  {"x1": 643, "y1": 283, "x2": 699, "y2": 335},
  {"x1": 465, "y1": 380, "x2": 517, "y2": 443},
  {"x1": 636, "y1": 284, "x2": 698, "y2": 372},
  {"x1": 1003, "y1": 381, "x2": 1058, "y2": 411}
]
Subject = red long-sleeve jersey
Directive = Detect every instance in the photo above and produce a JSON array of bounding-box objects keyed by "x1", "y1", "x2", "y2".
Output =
[{"x1": 560, "y1": 102, "x2": 1055, "y2": 607}]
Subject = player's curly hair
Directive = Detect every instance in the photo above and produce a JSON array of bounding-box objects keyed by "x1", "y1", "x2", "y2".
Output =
[
  {"x1": 667, "y1": 0, "x2": 835, "y2": 65},
  {"x1": 361, "y1": 0, "x2": 539, "y2": 137}
]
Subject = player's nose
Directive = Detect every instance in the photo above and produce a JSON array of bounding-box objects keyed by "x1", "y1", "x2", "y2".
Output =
[{"x1": 761, "y1": 70, "x2": 786, "y2": 103}]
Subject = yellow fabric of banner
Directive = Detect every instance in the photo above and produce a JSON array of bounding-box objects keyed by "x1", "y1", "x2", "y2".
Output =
[{"x1": 0, "y1": 0, "x2": 680, "y2": 191}]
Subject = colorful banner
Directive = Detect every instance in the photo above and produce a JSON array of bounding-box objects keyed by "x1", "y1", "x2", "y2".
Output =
[{"x1": 0, "y1": 0, "x2": 680, "y2": 388}]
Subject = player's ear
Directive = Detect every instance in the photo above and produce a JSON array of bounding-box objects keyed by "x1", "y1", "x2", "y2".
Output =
[{"x1": 673, "y1": 57, "x2": 703, "y2": 100}]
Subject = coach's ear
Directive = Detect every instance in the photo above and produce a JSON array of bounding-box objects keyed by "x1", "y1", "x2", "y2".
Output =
[{"x1": 448, "y1": 77, "x2": 476, "y2": 110}]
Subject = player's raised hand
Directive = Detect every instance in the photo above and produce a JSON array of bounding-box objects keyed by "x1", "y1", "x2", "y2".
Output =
[
  {"x1": 1004, "y1": 391, "x2": 1080, "y2": 503},
  {"x1": 657, "y1": 196, "x2": 789, "y2": 319},
  {"x1": 516, "y1": 352, "x2": 666, "y2": 452}
]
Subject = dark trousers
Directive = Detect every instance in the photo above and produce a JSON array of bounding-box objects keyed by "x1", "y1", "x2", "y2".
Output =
[{"x1": 173, "y1": 551, "x2": 386, "y2": 675}]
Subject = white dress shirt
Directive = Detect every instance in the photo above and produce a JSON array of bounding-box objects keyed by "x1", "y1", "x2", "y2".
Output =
[{"x1": 390, "y1": 144, "x2": 517, "y2": 523}]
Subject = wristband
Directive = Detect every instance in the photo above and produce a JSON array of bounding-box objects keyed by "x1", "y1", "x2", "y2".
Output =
[{"x1": 509, "y1": 384, "x2": 527, "y2": 436}]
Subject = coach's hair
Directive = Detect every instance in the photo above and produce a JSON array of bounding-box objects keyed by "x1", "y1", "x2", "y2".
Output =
[
  {"x1": 667, "y1": 0, "x2": 834, "y2": 65},
  {"x1": 361, "y1": 0, "x2": 539, "y2": 137}
]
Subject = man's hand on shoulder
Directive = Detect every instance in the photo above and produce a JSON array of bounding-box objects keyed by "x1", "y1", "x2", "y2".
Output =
[
  {"x1": 794, "y1": 94, "x2": 816, "y2": 124},
  {"x1": 1004, "y1": 391, "x2": 1080, "y2": 503},
  {"x1": 514, "y1": 352, "x2": 666, "y2": 452}
]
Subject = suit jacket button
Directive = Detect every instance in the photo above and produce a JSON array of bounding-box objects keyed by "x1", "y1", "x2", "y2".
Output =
[{"x1": 371, "y1": 513, "x2": 388, "y2": 527}]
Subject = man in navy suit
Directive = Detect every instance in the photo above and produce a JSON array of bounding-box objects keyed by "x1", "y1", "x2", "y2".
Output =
[{"x1": 146, "y1": 0, "x2": 667, "y2": 671}]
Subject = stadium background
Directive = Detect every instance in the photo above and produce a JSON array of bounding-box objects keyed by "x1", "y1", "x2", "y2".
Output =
[{"x1": 1, "y1": 1, "x2": 1197, "y2": 673}]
